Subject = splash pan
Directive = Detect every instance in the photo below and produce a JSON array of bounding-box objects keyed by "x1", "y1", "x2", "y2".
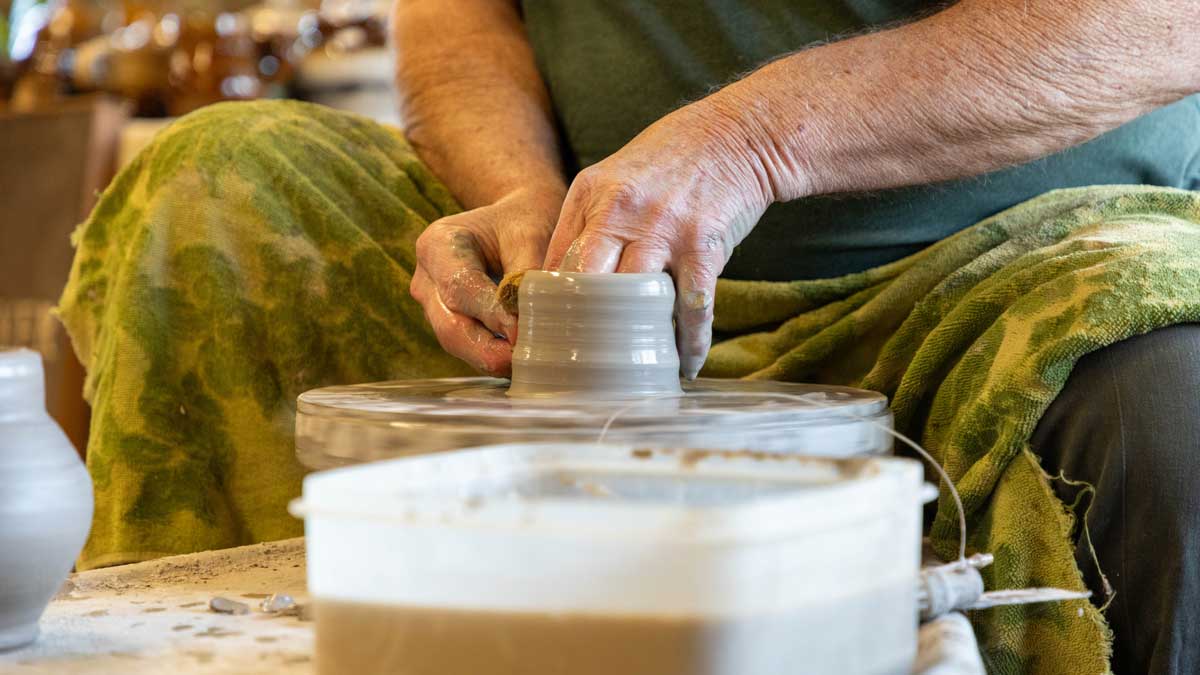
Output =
[{"x1": 295, "y1": 377, "x2": 892, "y2": 469}]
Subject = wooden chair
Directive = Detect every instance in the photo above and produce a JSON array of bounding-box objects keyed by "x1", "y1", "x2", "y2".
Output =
[{"x1": 0, "y1": 95, "x2": 128, "y2": 456}]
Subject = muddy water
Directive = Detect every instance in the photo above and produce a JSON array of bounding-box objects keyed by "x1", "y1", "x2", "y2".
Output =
[{"x1": 315, "y1": 590, "x2": 914, "y2": 675}]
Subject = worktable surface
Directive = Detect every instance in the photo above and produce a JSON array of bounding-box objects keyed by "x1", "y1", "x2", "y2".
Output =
[
  {"x1": 1, "y1": 538, "x2": 976, "y2": 674},
  {"x1": 0, "y1": 539, "x2": 312, "y2": 674}
]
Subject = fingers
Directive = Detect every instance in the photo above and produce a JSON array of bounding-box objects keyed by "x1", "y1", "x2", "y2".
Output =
[
  {"x1": 411, "y1": 268, "x2": 513, "y2": 377},
  {"x1": 543, "y1": 177, "x2": 590, "y2": 270},
  {"x1": 616, "y1": 240, "x2": 670, "y2": 273},
  {"x1": 542, "y1": 166, "x2": 723, "y2": 379},
  {"x1": 498, "y1": 226, "x2": 550, "y2": 278},
  {"x1": 444, "y1": 267, "x2": 516, "y2": 339},
  {"x1": 559, "y1": 232, "x2": 625, "y2": 272},
  {"x1": 415, "y1": 223, "x2": 517, "y2": 340},
  {"x1": 671, "y1": 251, "x2": 721, "y2": 380},
  {"x1": 547, "y1": 172, "x2": 683, "y2": 274},
  {"x1": 545, "y1": 177, "x2": 630, "y2": 273}
]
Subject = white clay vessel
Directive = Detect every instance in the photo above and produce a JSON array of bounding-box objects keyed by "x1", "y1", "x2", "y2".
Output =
[
  {"x1": 0, "y1": 348, "x2": 93, "y2": 650},
  {"x1": 509, "y1": 271, "x2": 682, "y2": 399}
]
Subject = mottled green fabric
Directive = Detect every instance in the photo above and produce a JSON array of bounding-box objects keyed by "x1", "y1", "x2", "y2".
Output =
[
  {"x1": 706, "y1": 185, "x2": 1200, "y2": 674},
  {"x1": 60, "y1": 100, "x2": 1200, "y2": 674},
  {"x1": 57, "y1": 100, "x2": 471, "y2": 570}
]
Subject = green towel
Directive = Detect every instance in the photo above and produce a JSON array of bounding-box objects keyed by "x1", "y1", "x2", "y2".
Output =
[
  {"x1": 705, "y1": 184, "x2": 1200, "y2": 673},
  {"x1": 57, "y1": 100, "x2": 472, "y2": 569},
  {"x1": 59, "y1": 99, "x2": 1200, "y2": 673}
]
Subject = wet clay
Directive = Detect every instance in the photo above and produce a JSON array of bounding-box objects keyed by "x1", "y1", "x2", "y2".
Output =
[
  {"x1": 314, "y1": 591, "x2": 915, "y2": 675},
  {"x1": 508, "y1": 271, "x2": 682, "y2": 399}
]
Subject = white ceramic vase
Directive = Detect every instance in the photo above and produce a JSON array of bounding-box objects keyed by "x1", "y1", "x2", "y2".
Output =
[
  {"x1": 509, "y1": 271, "x2": 683, "y2": 399},
  {"x1": 0, "y1": 348, "x2": 93, "y2": 650}
]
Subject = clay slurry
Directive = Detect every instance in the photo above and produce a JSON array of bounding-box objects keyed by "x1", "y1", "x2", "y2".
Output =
[{"x1": 314, "y1": 587, "x2": 915, "y2": 674}]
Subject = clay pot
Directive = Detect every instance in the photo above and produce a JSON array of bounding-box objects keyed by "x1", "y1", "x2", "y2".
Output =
[
  {"x1": 509, "y1": 271, "x2": 682, "y2": 399},
  {"x1": 0, "y1": 349, "x2": 93, "y2": 651}
]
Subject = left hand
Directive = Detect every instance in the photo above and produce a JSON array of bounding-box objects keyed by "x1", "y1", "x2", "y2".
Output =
[{"x1": 543, "y1": 97, "x2": 774, "y2": 379}]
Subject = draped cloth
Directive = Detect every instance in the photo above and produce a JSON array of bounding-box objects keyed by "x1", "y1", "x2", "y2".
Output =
[{"x1": 62, "y1": 99, "x2": 1200, "y2": 673}]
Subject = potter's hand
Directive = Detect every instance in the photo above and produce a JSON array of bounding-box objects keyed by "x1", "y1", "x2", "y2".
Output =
[
  {"x1": 411, "y1": 190, "x2": 562, "y2": 376},
  {"x1": 543, "y1": 99, "x2": 772, "y2": 379}
]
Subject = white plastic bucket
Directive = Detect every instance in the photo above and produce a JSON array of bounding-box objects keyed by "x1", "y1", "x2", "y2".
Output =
[{"x1": 292, "y1": 443, "x2": 924, "y2": 674}]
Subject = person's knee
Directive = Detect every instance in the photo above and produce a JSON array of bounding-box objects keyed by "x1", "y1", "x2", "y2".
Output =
[
  {"x1": 134, "y1": 100, "x2": 319, "y2": 181},
  {"x1": 1036, "y1": 323, "x2": 1200, "y2": 543},
  {"x1": 1044, "y1": 324, "x2": 1200, "y2": 476},
  {"x1": 167, "y1": 99, "x2": 299, "y2": 138},
  {"x1": 123, "y1": 100, "x2": 335, "y2": 235},
  {"x1": 1036, "y1": 325, "x2": 1200, "y2": 671},
  {"x1": 1083, "y1": 324, "x2": 1200, "y2": 486}
]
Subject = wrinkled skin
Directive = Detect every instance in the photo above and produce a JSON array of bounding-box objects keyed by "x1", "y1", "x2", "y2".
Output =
[
  {"x1": 412, "y1": 98, "x2": 770, "y2": 379},
  {"x1": 403, "y1": 0, "x2": 1200, "y2": 383},
  {"x1": 544, "y1": 99, "x2": 771, "y2": 378},
  {"x1": 410, "y1": 189, "x2": 563, "y2": 376}
]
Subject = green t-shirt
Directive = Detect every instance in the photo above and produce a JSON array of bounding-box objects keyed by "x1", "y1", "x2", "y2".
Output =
[{"x1": 520, "y1": 0, "x2": 1200, "y2": 280}]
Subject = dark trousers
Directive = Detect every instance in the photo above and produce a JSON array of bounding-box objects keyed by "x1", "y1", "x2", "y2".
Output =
[{"x1": 1033, "y1": 324, "x2": 1200, "y2": 674}]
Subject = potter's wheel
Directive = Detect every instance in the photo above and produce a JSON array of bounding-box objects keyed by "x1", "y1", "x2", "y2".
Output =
[
  {"x1": 298, "y1": 272, "x2": 894, "y2": 469},
  {"x1": 295, "y1": 377, "x2": 892, "y2": 469}
]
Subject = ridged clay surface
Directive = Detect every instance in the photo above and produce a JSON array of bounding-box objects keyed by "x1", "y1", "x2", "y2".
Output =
[{"x1": 509, "y1": 271, "x2": 683, "y2": 399}]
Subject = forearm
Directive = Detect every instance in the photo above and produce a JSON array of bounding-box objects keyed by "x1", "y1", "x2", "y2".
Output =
[
  {"x1": 392, "y1": 0, "x2": 565, "y2": 210},
  {"x1": 714, "y1": 0, "x2": 1200, "y2": 202}
]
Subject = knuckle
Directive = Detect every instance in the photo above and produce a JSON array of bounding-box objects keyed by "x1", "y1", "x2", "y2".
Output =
[
  {"x1": 420, "y1": 225, "x2": 487, "y2": 273},
  {"x1": 414, "y1": 230, "x2": 435, "y2": 260},
  {"x1": 415, "y1": 225, "x2": 456, "y2": 262},
  {"x1": 588, "y1": 193, "x2": 658, "y2": 242},
  {"x1": 444, "y1": 226, "x2": 477, "y2": 251},
  {"x1": 677, "y1": 308, "x2": 713, "y2": 339},
  {"x1": 680, "y1": 225, "x2": 728, "y2": 257},
  {"x1": 682, "y1": 334, "x2": 711, "y2": 354},
  {"x1": 439, "y1": 279, "x2": 472, "y2": 314},
  {"x1": 572, "y1": 166, "x2": 600, "y2": 193},
  {"x1": 700, "y1": 230, "x2": 726, "y2": 254},
  {"x1": 679, "y1": 301, "x2": 716, "y2": 323},
  {"x1": 603, "y1": 180, "x2": 644, "y2": 212},
  {"x1": 643, "y1": 199, "x2": 677, "y2": 227},
  {"x1": 623, "y1": 202, "x2": 679, "y2": 243},
  {"x1": 644, "y1": 228, "x2": 678, "y2": 252}
]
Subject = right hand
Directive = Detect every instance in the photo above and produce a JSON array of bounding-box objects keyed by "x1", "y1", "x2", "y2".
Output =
[{"x1": 410, "y1": 189, "x2": 564, "y2": 376}]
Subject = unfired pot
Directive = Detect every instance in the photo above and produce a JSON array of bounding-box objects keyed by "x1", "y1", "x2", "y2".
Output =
[
  {"x1": 509, "y1": 271, "x2": 682, "y2": 399},
  {"x1": 0, "y1": 348, "x2": 93, "y2": 650}
]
